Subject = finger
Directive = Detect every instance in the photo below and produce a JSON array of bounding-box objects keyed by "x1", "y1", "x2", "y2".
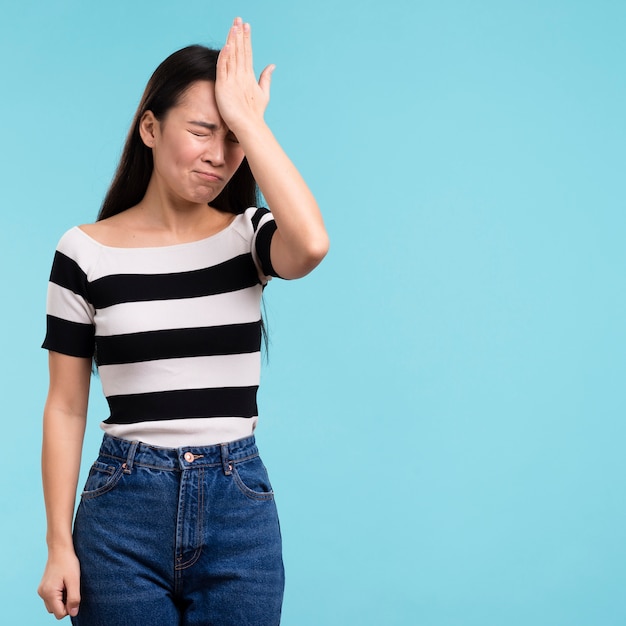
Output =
[
  {"x1": 217, "y1": 44, "x2": 230, "y2": 79},
  {"x1": 227, "y1": 16, "x2": 240, "y2": 46},
  {"x1": 65, "y1": 577, "x2": 81, "y2": 618},
  {"x1": 48, "y1": 593, "x2": 68, "y2": 620},
  {"x1": 232, "y1": 16, "x2": 245, "y2": 68},
  {"x1": 242, "y1": 21, "x2": 253, "y2": 73},
  {"x1": 38, "y1": 583, "x2": 67, "y2": 618},
  {"x1": 258, "y1": 64, "x2": 275, "y2": 98},
  {"x1": 219, "y1": 18, "x2": 238, "y2": 76},
  {"x1": 225, "y1": 18, "x2": 238, "y2": 62},
  {"x1": 220, "y1": 22, "x2": 237, "y2": 76},
  {"x1": 41, "y1": 599, "x2": 56, "y2": 616}
]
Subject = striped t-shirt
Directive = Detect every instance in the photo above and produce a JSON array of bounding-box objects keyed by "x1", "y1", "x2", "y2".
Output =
[{"x1": 42, "y1": 207, "x2": 279, "y2": 447}]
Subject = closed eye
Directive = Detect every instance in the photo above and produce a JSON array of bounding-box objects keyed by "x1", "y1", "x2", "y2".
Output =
[{"x1": 187, "y1": 120, "x2": 219, "y2": 136}]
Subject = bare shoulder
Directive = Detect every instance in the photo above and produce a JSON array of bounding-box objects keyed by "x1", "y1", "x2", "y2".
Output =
[
  {"x1": 78, "y1": 210, "x2": 141, "y2": 247},
  {"x1": 77, "y1": 221, "x2": 110, "y2": 241}
]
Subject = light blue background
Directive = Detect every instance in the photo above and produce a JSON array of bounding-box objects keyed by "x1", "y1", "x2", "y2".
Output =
[{"x1": 2, "y1": 1, "x2": 625, "y2": 624}]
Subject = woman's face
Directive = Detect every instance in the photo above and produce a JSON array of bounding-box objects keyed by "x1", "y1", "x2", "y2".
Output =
[{"x1": 144, "y1": 80, "x2": 245, "y2": 206}]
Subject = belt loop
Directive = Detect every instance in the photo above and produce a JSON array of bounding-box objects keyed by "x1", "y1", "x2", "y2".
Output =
[
  {"x1": 220, "y1": 443, "x2": 232, "y2": 476},
  {"x1": 124, "y1": 440, "x2": 139, "y2": 474}
]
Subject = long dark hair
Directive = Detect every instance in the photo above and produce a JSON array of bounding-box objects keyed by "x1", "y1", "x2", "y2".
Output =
[{"x1": 98, "y1": 45, "x2": 258, "y2": 220}]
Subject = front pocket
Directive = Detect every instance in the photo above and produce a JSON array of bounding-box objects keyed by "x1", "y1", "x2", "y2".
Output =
[
  {"x1": 81, "y1": 460, "x2": 125, "y2": 499},
  {"x1": 231, "y1": 456, "x2": 275, "y2": 501}
]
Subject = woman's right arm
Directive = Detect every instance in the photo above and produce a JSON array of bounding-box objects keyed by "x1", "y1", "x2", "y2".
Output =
[{"x1": 37, "y1": 351, "x2": 92, "y2": 620}]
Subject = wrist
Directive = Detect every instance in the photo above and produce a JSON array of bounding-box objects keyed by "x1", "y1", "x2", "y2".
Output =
[
  {"x1": 231, "y1": 119, "x2": 273, "y2": 151},
  {"x1": 46, "y1": 532, "x2": 75, "y2": 552}
]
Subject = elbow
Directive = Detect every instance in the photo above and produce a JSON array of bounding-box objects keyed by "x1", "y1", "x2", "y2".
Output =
[
  {"x1": 302, "y1": 232, "x2": 330, "y2": 273},
  {"x1": 310, "y1": 232, "x2": 330, "y2": 265},
  {"x1": 280, "y1": 234, "x2": 329, "y2": 279},
  {"x1": 272, "y1": 228, "x2": 330, "y2": 279}
]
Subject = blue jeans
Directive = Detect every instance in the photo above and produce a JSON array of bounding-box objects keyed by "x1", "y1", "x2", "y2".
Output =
[{"x1": 72, "y1": 434, "x2": 284, "y2": 626}]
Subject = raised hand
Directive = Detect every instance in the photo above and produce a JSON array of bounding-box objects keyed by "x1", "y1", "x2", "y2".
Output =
[
  {"x1": 215, "y1": 17, "x2": 275, "y2": 134},
  {"x1": 214, "y1": 17, "x2": 329, "y2": 280}
]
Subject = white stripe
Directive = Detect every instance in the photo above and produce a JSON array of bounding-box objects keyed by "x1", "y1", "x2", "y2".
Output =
[
  {"x1": 63, "y1": 217, "x2": 253, "y2": 280},
  {"x1": 47, "y1": 283, "x2": 95, "y2": 324},
  {"x1": 94, "y1": 286, "x2": 262, "y2": 335},
  {"x1": 101, "y1": 416, "x2": 258, "y2": 447},
  {"x1": 256, "y1": 211, "x2": 275, "y2": 231},
  {"x1": 99, "y1": 353, "x2": 260, "y2": 396}
]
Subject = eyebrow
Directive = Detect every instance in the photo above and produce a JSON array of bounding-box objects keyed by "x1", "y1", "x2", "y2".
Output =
[{"x1": 187, "y1": 120, "x2": 220, "y2": 130}]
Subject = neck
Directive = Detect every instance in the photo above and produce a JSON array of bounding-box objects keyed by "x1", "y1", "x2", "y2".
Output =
[{"x1": 137, "y1": 176, "x2": 217, "y2": 236}]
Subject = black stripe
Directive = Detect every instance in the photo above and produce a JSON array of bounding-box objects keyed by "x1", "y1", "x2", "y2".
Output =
[
  {"x1": 255, "y1": 220, "x2": 279, "y2": 277},
  {"x1": 251, "y1": 207, "x2": 270, "y2": 232},
  {"x1": 103, "y1": 386, "x2": 258, "y2": 423},
  {"x1": 49, "y1": 251, "x2": 89, "y2": 297},
  {"x1": 95, "y1": 321, "x2": 261, "y2": 366},
  {"x1": 42, "y1": 315, "x2": 95, "y2": 358},
  {"x1": 90, "y1": 254, "x2": 260, "y2": 309}
]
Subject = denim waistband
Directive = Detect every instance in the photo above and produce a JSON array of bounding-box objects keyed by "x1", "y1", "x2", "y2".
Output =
[{"x1": 97, "y1": 433, "x2": 259, "y2": 472}]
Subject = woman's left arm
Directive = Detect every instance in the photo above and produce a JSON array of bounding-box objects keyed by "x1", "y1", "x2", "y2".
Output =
[{"x1": 216, "y1": 17, "x2": 329, "y2": 279}]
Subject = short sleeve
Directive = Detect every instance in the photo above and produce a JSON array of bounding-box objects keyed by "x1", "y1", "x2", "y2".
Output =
[
  {"x1": 248, "y1": 207, "x2": 281, "y2": 283},
  {"x1": 42, "y1": 230, "x2": 96, "y2": 358}
]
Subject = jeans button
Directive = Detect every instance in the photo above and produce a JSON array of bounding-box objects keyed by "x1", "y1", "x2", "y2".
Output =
[{"x1": 184, "y1": 452, "x2": 194, "y2": 463}]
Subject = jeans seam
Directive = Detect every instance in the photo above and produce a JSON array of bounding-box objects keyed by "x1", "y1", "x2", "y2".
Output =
[
  {"x1": 231, "y1": 451, "x2": 260, "y2": 464},
  {"x1": 231, "y1": 466, "x2": 275, "y2": 501},
  {"x1": 81, "y1": 463, "x2": 125, "y2": 500},
  {"x1": 174, "y1": 469, "x2": 204, "y2": 571}
]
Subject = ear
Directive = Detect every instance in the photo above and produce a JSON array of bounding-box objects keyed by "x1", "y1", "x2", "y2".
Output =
[{"x1": 139, "y1": 111, "x2": 158, "y2": 148}]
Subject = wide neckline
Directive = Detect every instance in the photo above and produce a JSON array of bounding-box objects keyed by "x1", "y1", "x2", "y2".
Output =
[{"x1": 74, "y1": 213, "x2": 243, "y2": 251}]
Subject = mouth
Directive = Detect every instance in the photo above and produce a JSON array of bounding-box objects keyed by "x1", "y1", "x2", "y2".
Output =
[{"x1": 194, "y1": 170, "x2": 223, "y2": 182}]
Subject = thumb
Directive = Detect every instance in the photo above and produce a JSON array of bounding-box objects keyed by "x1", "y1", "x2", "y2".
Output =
[
  {"x1": 258, "y1": 64, "x2": 275, "y2": 97},
  {"x1": 65, "y1": 575, "x2": 81, "y2": 617}
]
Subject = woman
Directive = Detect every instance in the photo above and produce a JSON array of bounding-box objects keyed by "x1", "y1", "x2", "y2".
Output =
[{"x1": 37, "y1": 17, "x2": 328, "y2": 625}]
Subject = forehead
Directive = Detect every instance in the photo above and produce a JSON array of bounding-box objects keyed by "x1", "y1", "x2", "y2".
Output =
[{"x1": 172, "y1": 80, "x2": 219, "y2": 118}]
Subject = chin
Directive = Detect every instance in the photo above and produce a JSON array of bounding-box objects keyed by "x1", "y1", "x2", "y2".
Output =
[
  {"x1": 183, "y1": 191, "x2": 220, "y2": 206},
  {"x1": 191, "y1": 187, "x2": 223, "y2": 205}
]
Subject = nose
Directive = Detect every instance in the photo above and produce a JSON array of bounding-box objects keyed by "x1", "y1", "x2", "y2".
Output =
[{"x1": 202, "y1": 137, "x2": 225, "y2": 166}]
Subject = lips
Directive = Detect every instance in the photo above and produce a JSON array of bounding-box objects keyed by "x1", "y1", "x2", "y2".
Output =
[{"x1": 194, "y1": 170, "x2": 223, "y2": 182}]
